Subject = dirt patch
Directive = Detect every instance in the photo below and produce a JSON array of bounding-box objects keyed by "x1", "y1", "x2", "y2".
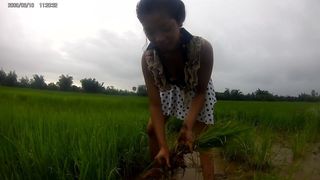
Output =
[
  {"x1": 271, "y1": 144, "x2": 293, "y2": 167},
  {"x1": 292, "y1": 142, "x2": 320, "y2": 180}
]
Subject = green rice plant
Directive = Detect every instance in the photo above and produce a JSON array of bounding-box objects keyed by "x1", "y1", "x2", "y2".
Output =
[
  {"x1": 195, "y1": 120, "x2": 251, "y2": 150},
  {"x1": 222, "y1": 128, "x2": 273, "y2": 170},
  {"x1": 1, "y1": 86, "x2": 319, "y2": 179},
  {"x1": 303, "y1": 108, "x2": 320, "y2": 142},
  {"x1": 0, "y1": 86, "x2": 150, "y2": 179},
  {"x1": 249, "y1": 130, "x2": 273, "y2": 170},
  {"x1": 117, "y1": 131, "x2": 149, "y2": 179},
  {"x1": 166, "y1": 117, "x2": 183, "y2": 133},
  {"x1": 291, "y1": 107, "x2": 320, "y2": 160},
  {"x1": 253, "y1": 172, "x2": 283, "y2": 180},
  {"x1": 215, "y1": 101, "x2": 318, "y2": 133},
  {"x1": 291, "y1": 132, "x2": 307, "y2": 160}
]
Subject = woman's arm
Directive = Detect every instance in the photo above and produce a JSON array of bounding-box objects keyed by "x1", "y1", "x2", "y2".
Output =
[
  {"x1": 141, "y1": 51, "x2": 168, "y2": 149},
  {"x1": 183, "y1": 39, "x2": 214, "y2": 131}
]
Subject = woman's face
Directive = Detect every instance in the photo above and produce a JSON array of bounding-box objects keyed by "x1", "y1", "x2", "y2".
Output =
[{"x1": 140, "y1": 12, "x2": 181, "y2": 52}]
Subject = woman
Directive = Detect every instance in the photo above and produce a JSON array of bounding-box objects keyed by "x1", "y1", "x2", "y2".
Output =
[{"x1": 136, "y1": 0, "x2": 217, "y2": 179}]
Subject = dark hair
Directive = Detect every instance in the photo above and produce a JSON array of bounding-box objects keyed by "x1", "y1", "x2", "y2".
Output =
[{"x1": 136, "y1": 0, "x2": 186, "y2": 25}]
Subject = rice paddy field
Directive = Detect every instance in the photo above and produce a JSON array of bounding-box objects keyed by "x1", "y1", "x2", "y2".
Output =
[{"x1": 0, "y1": 86, "x2": 319, "y2": 180}]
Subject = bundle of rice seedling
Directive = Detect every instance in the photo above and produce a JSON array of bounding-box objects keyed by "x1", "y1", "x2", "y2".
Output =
[
  {"x1": 140, "y1": 120, "x2": 250, "y2": 179},
  {"x1": 140, "y1": 144, "x2": 190, "y2": 179},
  {"x1": 195, "y1": 120, "x2": 251, "y2": 150}
]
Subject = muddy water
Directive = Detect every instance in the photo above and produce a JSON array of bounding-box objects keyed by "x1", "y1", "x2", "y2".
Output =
[
  {"x1": 172, "y1": 143, "x2": 320, "y2": 180},
  {"x1": 173, "y1": 151, "x2": 203, "y2": 180},
  {"x1": 173, "y1": 149, "x2": 226, "y2": 180},
  {"x1": 173, "y1": 168, "x2": 203, "y2": 180},
  {"x1": 172, "y1": 148, "x2": 252, "y2": 180},
  {"x1": 271, "y1": 142, "x2": 320, "y2": 180},
  {"x1": 147, "y1": 142, "x2": 320, "y2": 180}
]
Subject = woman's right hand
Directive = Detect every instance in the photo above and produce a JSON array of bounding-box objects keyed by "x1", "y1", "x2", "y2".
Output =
[{"x1": 154, "y1": 146, "x2": 171, "y2": 168}]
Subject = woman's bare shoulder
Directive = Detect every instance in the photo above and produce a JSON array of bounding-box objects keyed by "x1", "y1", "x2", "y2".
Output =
[
  {"x1": 200, "y1": 37, "x2": 213, "y2": 52},
  {"x1": 198, "y1": 37, "x2": 213, "y2": 64}
]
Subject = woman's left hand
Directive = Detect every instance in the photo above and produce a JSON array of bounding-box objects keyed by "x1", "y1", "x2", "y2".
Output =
[{"x1": 177, "y1": 125, "x2": 194, "y2": 153}]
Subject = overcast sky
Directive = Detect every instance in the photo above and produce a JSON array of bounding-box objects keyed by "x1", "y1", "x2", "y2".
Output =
[{"x1": 1, "y1": 0, "x2": 319, "y2": 96}]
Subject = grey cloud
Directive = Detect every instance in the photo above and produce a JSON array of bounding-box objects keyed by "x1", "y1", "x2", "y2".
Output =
[
  {"x1": 1, "y1": 0, "x2": 319, "y2": 95},
  {"x1": 59, "y1": 30, "x2": 145, "y2": 88},
  {"x1": 197, "y1": 0, "x2": 320, "y2": 95}
]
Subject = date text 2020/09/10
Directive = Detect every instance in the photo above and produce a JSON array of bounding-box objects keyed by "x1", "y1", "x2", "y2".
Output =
[{"x1": 8, "y1": 3, "x2": 58, "y2": 8}]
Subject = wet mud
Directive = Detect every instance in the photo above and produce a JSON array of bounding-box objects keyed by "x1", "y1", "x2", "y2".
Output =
[{"x1": 139, "y1": 143, "x2": 320, "y2": 180}]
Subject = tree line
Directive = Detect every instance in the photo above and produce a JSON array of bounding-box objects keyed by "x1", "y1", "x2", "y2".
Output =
[
  {"x1": 216, "y1": 88, "x2": 320, "y2": 102},
  {"x1": 0, "y1": 69, "x2": 319, "y2": 101},
  {"x1": 0, "y1": 69, "x2": 147, "y2": 96}
]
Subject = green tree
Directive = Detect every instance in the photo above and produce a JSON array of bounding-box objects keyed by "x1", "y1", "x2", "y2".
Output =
[
  {"x1": 47, "y1": 82, "x2": 59, "y2": 90},
  {"x1": 137, "y1": 85, "x2": 147, "y2": 96},
  {"x1": 254, "y1": 89, "x2": 274, "y2": 101},
  {"x1": 222, "y1": 88, "x2": 231, "y2": 100},
  {"x1": 19, "y1": 76, "x2": 30, "y2": 88},
  {"x1": 71, "y1": 85, "x2": 81, "y2": 92},
  {"x1": 105, "y1": 86, "x2": 117, "y2": 94},
  {"x1": 230, "y1": 89, "x2": 243, "y2": 100},
  {"x1": 57, "y1": 74, "x2": 73, "y2": 91},
  {"x1": 80, "y1": 78, "x2": 105, "y2": 93},
  {"x1": 311, "y1": 90, "x2": 317, "y2": 97},
  {"x1": 5, "y1": 71, "x2": 18, "y2": 86},
  {"x1": 0, "y1": 69, "x2": 6, "y2": 85},
  {"x1": 30, "y1": 74, "x2": 47, "y2": 89}
]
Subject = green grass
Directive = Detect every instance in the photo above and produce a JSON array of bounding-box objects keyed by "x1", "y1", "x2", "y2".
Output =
[
  {"x1": 0, "y1": 86, "x2": 319, "y2": 179},
  {"x1": 0, "y1": 86, "x2": 150, "y2": 179},
  {"x1": 217, "y1": 101, "x2": 319, "y2": 179},
  {"x1": 216, "y1": 101, "x2": 319, "y2": 132},
  {"x1": 291, "y1": 107, "x2": 320, "y2": 159},
  {"x1": 222, "y1": 128, "x2": 273, "y2": 170}
]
